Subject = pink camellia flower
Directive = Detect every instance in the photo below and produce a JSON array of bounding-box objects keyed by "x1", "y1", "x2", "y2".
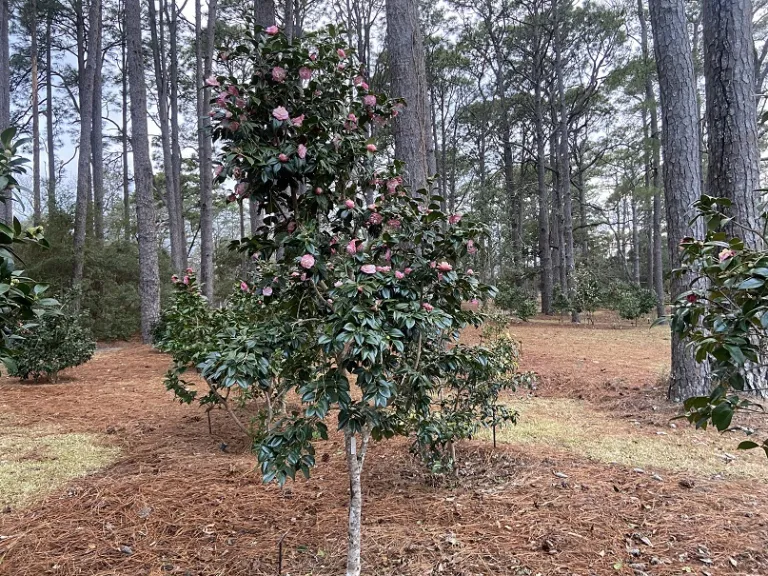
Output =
[
  {"x1": 186, "y1": 267, "x2": 194, "y2": 274},
  {"x1": 422, "y1": 302, "x2": 434, "y2": 312},
  {"x1": 300, "y1": 254, "x2": 315, "y2": 269},
  {"x1": 387, "y1": 219, "x2": 401, "y2": 229},
  {"x1": 272, "y1": 106, "x2": 290, "y2": 121},
  {"x1": 384, "y1": 248, "x2": 391, "y2": 261},
  {"x1": 298, "y1": 144, "x2": 307, "y2": 159},
  {"x1": 395, "y1": 271, "x2": 405, "y2": 280},
  {"x1": 448, "y1": 213, "x2": 462, "y2": 225},
  {"x1": 718, "y1": 248, "x2": 736, "y2": 262},
  {"x1": 235, "y1": 182, "x2": 247, "y2": 196},
  {"x1": 278, "y1": 153, "x2": 289, "y2": 162},
  {"x1": 226, "y1": 193, "x2": 236, "y2": 203},
  {"x1": 337, "y1": 48, "x2": 346, "y2": 58},
  {"x1": 171, "y1": 274, "x2": 179, "y2": 283},
  {"x1": 437, "y1": 261, "x2": 452, "y2": 272},
  {"x1": 314, "y1": 187, "x2": 323, "y2": 195},
  {"x1": 354, "y1": 75, "x2": 364, "y2": 86},
  {"x1": 291, "y1": 271, "x2": 300, "y2": 278},
  {"x1": 368, "y1": 213, "x2": 383, "y2": 226},
  {"x1": 292, "y1": 114, "x2": 305, "y2": 127},
  {"x1": 214, "y1": 164, "x2": 223, "y2": 176},
  {"x1": 366, "y1": 144, "x2": 377, "y2": 153},
  {"x1": 345, "y1": 199, "x2": 355, "y2": 209},
  {"x1": 466, "y1": 268, "x2": 474, "y2": 275},
  {"x1": 272, "y1": 67, "x2": 287, "y2": 82},
  {"x1": 299, "y1": 67, "x2": 312, "y2": 80},
  {"x1": 266, "y1": 25, "x2": 279, "y2": 35},
  {"x1": 376, "y1": 266, "x2": 391, "y2": 273},
  {"x1": 262, "y1": 286, "x2": 273, "y2": 296},
  {"x1": 287, "y1": 221, "x2": 297, "y2": 233},
  {"x1": 227, "y1": 85, "x2": 239, "y2": 97},
  {"x1": 216, "y1": 92, "x2": 228, "y2": 106},
  {"x1": 228, "y1": 121, "x2": 240, "y2": 131},
  {"x1": 430, "y1": 261, "x2": 437, "y2": 269},
  {"x1": 361, "y1": 264, "x2": 377, "y2": 274},
  {"x1": 404, "y1": 267, "x2": 413, "y2": 275},
  {"x1": 361, "y1": 81, "x2": 369, "y2": 91},
  {"x1": 686, "y1": 294, "x2": 698, "y2": 304},
  {"x1": 205, "y1": 75, "x2": 219, "y2": 87},
  {"x1": 309, "y1": 52, "x2": 317, "y2": 61},
  {"x1": 346, "y1": 239, "x2": 357, "y2": 255},
  {"x1": 467, "y1": 239, "x2": 477, "y2": 255},
  {"x1": 364, "y1": 95, "x2": 376, "y2": 107},
  {"x1": 183, "y1": 275, "x2": 190, "y2": 285},
  {"x1": 240, "y1": 281, "x2": 249, "y2": 292},
  {"x1": 334, "y1": 280, "x2": 343, "y2": 288}
]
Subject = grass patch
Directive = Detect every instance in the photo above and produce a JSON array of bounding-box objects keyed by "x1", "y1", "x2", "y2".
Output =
[
  {"x1": 0, "y1": 415, "x2": 119, "y2": 509},
  {"x1": 489, "y1": 397, "x2": 768, "y2": 479}
]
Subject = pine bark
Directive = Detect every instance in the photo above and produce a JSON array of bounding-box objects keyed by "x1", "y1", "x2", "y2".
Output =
[
  {"x1": 649, "y1": 0, "x2": 709, "y2": 401},
  {"x1": 45, "y1": 9, "x2": 55, "y2": 217},
  {"x1": 72, "y1": 0, "x2": 101, "y2": 302},
  {"x1": 121, "y1": 14, "x2": 130, "y2": 240},
  {"x1": 126, "y1": 0, "x2": 160, "y2": 341},
  {"x1": 386, "y1": 0, "x2": 436, "y2": 193},
  {"x1": 0, "y1": 0, "x2": 12, "y2": 224},
  {"x1": 31, "y1": 0, "x2": 41, "y2": 226},
  {"x1": 92, "y1": 11, "x2": 104, "y2": 241}
]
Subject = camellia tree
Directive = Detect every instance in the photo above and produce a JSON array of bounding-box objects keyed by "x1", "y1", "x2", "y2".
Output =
[
  {"x1": 672, "y1": 195, "x2": 768, "y2": 455},
  {"x1": 160, "y1": 25, "x2": 527, "y2": 575}
]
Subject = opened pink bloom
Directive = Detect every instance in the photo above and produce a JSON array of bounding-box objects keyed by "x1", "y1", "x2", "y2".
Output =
[
  {"x1": 422, "y1": 302, "x2": 434, "y2": 312},
  {"x1": 466, "y1": 268, "x2": 474, "y2": 275},
  {"x1": 437, "y1": 262, "x2": 452, "y2": 272},
  {"x1": 205, "y1": 75, "x2": 219, "y2": 87},
  {"x1": 300, "y1": 254, "x2": 315, "y2": 269},
  {"x1": 272, "y1": 67, "x2": 287, "y2": 82},
  {"x1": 262, "y1": 286, "x2": 273, "y2": 296},
  {"x1": 334, "y1": 280, "x2": 343, "y2": 288},
  {"x1": 395, "y1": 270, "x2": 405, "y2": 280},
  {"x1": 376, "y1": 266, "x2": 391, "y2": 273},
  {"x1": 448, "y1": 213, "x2": 462, "y2": 225},
  {"x1": 366, "y1": 144, "x2": 377, "y2": 152},
  {"x1": 266, "y1": 25, "x2": 279, "y2": 35},
  {"x1": 345, "y1": 199, "x2": 355, "y2": 209},
  {"x1": 361, "y1": 264, "x2": 376, "y2": 275},
  {"x1": 364, "y1": 95, "x2": 376, "y2": 107},
  {"x1": 346, "y1": 239, "x2": 357, "y2": 255},
  {"x1": 354, "y1": 75, "x2": 364, "y2": 86},
  {"x1": 278, "y1": 153, "x2": 289, "y2": 162},
  {"x1": 467, "y1": 239, "x2": 477, "y2": 255},
  {"x1": 718, "y1": 248, "x2": 736, "y2": 262},
  {"x1": 298, "y1": 144, "x2": 307, "y2": 159},
  {"x1": 291, "y1": 114, "x2": 305, "y2": 127},
  {"x1": 337, "y1": 48, "x2": 346, "y2": 58},
  {"x1": 299, "y1": 67, "x2": 312, "y2": 80},
  {"x1": 272, "y1": 106, "x2": 290, "y2": 121},
  {"x1": 240, "y1": 281, "x2": 249, "y2": 292}
]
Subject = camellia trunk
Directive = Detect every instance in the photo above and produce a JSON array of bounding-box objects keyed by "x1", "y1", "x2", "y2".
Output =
[
  {"x1": 126, "y1": 0, "x2": 160, "y2": 341},
  {"x1": 344, "y1": 427, "x2": 371, "y2": 576},
  {"x1": 649, "y1": 0, "x2": 709, "y2": 401},
  {"x1": 385, "y1": 0, "x2": 436, "y2": 193}
]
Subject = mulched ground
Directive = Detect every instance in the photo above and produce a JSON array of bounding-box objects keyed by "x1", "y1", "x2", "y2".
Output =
[{"x1": 1, "y1": 318, "x2": 767, "y2": 576}]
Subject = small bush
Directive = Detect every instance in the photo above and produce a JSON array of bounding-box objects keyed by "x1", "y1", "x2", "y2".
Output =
[
  {"x1": 616, "y1": 286, "x2": 656, "y2": 323},
  {"x1": 494, "y1": 281, "x2": 538, "y2": 321},
  {"x1": 12, "y1": 307, "x2": 96, "y2": 382}
]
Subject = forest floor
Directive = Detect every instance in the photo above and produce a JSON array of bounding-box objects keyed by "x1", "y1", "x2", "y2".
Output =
[{"x1": 1, "y1": 312, "x2": 768, "y2": 576}]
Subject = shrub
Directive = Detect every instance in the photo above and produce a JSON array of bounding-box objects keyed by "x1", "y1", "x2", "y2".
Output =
[
  {"x1": 616, "y1": 285, "x2": 656, "y2": 323},
  {"x1": 11, "y1": 304, "x2": 95, "y2": 382},
  {"x1": 494, "y1": 280, "x2": 537, "y2": 321}
]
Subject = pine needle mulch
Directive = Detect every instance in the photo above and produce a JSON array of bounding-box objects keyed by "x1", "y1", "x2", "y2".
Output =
[{"x1": 0, "y1": 328, "x2": 767, "y2": 576}]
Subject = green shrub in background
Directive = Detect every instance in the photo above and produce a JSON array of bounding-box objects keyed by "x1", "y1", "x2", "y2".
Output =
[
  {"x1": 11, "y1": 298, "x2": 95, "y2": 382},
  {"x1": 494, "y1": 280, "x2": 538, "y2": 321}
]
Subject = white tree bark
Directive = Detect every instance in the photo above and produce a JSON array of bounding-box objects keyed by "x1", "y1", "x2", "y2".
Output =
[{"x1": 345, "y1": 427, "x2": 370, "y2": 576}]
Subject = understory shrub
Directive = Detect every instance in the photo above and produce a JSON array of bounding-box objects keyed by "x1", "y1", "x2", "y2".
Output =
[
  {"x1": 11, "y1": 300, "x2": 95, "y2": 382},
  {"x1": 494, "y1": 279, "x2": 537, "y2": 321}
]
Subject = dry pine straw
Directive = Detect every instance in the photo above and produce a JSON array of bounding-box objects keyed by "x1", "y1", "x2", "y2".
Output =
[{"x1": 0, "y1": 332, "x2": 766, "y2": 576}]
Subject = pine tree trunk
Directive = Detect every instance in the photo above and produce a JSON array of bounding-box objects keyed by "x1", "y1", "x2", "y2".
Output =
[
  {"x1": 92, "y1": 17, "x2": 104, "y2": 241},
  {"x1": 535, "y1": 44, "x2": 552, "y2": 314},
  {"x1": 0, "y1": 0, "x2": 12, "y2": 224},
  {"x1": 631, "y1": 193, "x2": 640, "y2": 285},
  {"x1": 72, "y1": 0, "x2": 101, "y2": 304},
  {"x1": 649, "y1": 0, "x2": 709, "y2": 401},
  {"x1": 121, "y1": 15, "x2": 130, "y2": 240},
  {"x1": 126, "y1": 0, "x2": 160, "y2": 342},
  {"x1": 31, "y1": 0, "x2": 41, "y2": 226},
  {"x1": 197, "y1": 0, "x2": 217, "y2": 301},
  {"x1": 169, "y1": 0, "x2": 186, "y2": 268},
  {"x1": 254, "y1": 0, "x2": 274, "y2": 27},
  {"x1": 45, "y1": 10, "x2": 55, "y2": 217},
  {"x1": 386, "y1": 0, "x2": 435, "y2": 193},
  {"x1": 703, "y1": 0, "x2": 766, "y2": 396}
]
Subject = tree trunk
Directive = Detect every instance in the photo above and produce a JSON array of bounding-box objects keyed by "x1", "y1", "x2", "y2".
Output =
[
  {"x1": 344, "y1": 427, "x2": 370, "y2": 576},
  {"x1": 638, "y1": 0, "x2": 665, "y2": 316},
  {"x1": 554, "y1": 0, "x2": 578, "y2": 322},
  {"x1": 45, "y1": 9, "x2": 55, "y2": 217},
  {"x1": 386, "y1": 0, "x2": 435, "y2": 193},
  {"x1": 169, "y1": 0, "x2": 186, "y2": 268},
  {"x1": 92, "y1": 14, "x2": 104, "y2": 241},
  {"x1": 72, "y1": 0, "x2": 101, "y2": 304},
  {"x1": 703, "y1": 0, "x2": 766, "y2": 396},
  {"x1": 126, "y1": 0, "x2": 160, "y2": 342},
  {"x1": 649, "y1": 0, "x2": 709, "y2": 401},
  {"x1": 535, "y1": 52, "x2": 552, "y2": 314},
  {"x1": 254, "y1": 0, "x2": 274, "y2": 27},
  {"x1": 197, "y1": 0, "x2": 217, "y2": 301},
  {"x1": 122, "y1": 13, "x2": 130, "y2": 240},
  {"x1": 0, "y1": 0, "x2": 11, "y2": 224},
  {"x1": 631, "y1": 193, "x2": 640, "y2": 285},
  {"x1": 31, "y1": 0, "x2": 41, "y2": 226},
  {"x1": 703, "y1": 0, "x2": 762, "y2": 247}
]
